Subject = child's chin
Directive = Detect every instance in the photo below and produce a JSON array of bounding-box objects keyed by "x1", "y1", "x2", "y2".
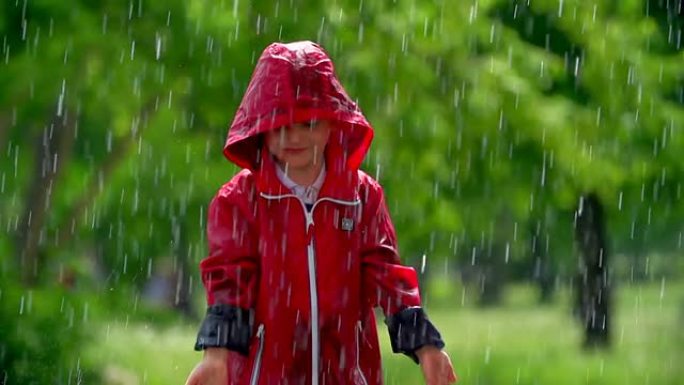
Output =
[{"x1": 282, "y1": 157, "x2": 313, "y2": 169}]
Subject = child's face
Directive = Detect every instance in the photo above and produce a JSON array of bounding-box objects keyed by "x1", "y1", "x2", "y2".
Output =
[{"x1": 265, "y1": 120, "x2": 331, "y2": 170}]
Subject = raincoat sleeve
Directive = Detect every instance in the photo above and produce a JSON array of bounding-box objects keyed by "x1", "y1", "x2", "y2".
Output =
[
  {"x1": 360, "y1": 183, "x2": 445, "y2": 364},
  {"x1": 193, "y1": 187, "x2": 259, "y2": 355}
]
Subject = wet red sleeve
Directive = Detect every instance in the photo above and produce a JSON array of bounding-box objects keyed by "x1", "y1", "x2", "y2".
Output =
[
  {"x1": 360, "y1": 184, "x2": 421, "y2": 316},
  {"x1": 200, "y1": 190, "x2": 259, "y2": 309}
]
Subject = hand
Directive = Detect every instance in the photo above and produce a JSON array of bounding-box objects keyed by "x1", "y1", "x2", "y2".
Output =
[
  {"x1": 415, "y1": 345, "x2": 458, "y2": 385},
  {"x1": 184, "y1": 348, "x2": 229, "y2": 385}
]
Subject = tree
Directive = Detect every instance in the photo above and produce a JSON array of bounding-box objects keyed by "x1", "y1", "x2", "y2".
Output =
[{"x1": 574, "y1": 193, "x2": 611, "y2": 348}]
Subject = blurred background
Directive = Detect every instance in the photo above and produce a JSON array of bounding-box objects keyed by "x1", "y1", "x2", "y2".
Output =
[{"x1": 1, "y1": 0, "x2": 683, "y2": 384}]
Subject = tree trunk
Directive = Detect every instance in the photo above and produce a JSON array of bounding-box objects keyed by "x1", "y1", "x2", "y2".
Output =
[
  {"x1": 171, "y1": 216, "x2": 196, "y2": 319},
  {"x1": 16, "y1": 109, "x2": 76, "y2": 285},
  {"x1": 477, "y1": 243, "x2": 504, "y2": 307},
  {"x1": 574, "y1": 193, "x2": 611, "y2": 348},
  {"x1": 0, "y1": 113, "x2": 10, "y2": 157},
  {"x1": 530, "y1": 220, "x2": 555, "y2": 303}
]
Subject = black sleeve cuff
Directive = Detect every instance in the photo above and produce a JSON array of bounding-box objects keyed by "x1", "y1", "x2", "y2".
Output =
[
  {"x1": 384, "y1": 307, "x2": 446, "y2": 364},
  {"x1": 194, "y1": 304, "x2": 254, "y2": 355}
]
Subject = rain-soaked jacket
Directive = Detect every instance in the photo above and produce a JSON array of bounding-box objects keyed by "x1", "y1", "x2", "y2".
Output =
[{"x1": 194, "y1": 41, "x2": 444, "y2": 385}]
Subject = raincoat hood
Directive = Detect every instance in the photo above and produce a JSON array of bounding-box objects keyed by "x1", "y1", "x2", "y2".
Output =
[{"x1": 224, "y1": 41, "x2": 374, "y2": 172}]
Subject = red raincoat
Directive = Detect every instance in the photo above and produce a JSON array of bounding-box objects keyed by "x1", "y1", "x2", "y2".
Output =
[{"x1": 195, "y1": 41, "x2": 444, "y2": 385}]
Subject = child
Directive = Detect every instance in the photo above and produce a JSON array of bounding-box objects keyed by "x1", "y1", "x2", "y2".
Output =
[{"x1": 185, "y1": 41, "x2": 457, "y2": 385}]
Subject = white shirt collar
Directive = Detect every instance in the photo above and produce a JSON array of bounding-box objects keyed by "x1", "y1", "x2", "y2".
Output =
[{"x1": 275, "y1": 161, "x2": 326, "y2": 204}]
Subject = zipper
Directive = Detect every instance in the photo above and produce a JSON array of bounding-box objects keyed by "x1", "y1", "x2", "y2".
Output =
[
  {"x1": 307, "y1": 239, "x2": 320, "y2": 385},
  {"x1": 260, "y1": 192, "x2": 360, "y2": 385},
  {"x1": 355, "y1": 321, "x2": 369, "y2": 385},
  {"x1": 249, "y1": 324, "x2": 265, "y2": 385}
]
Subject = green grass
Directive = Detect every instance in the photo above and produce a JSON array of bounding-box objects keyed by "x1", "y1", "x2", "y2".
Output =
[{"x1": 86, "y1": 281, "x2": 684, "y2": 385}]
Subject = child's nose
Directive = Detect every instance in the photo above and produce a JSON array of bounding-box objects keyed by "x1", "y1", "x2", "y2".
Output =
[{"x1": 287, "y1": 124, "x2": 308, "y2": 143}]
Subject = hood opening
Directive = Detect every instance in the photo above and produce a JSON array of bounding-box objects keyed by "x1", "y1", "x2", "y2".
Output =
[{"x1": 223, "y1": 41, "x2": 374, "y2": 172}]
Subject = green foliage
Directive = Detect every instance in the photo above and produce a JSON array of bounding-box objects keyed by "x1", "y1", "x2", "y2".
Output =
[{"x1": 0, "y1": 282, "x2": 99, "y2": 384}]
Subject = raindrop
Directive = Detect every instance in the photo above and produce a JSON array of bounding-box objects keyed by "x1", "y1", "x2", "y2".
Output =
[
  {"x1": 64, "y1": 42, "x2": 69, "y2": 64},
  {"x1": 513, "y1": 222, "x2": 518, "y2": 241},
  {"x1": 57, "y1": 79, "x2": 66, "y2": 117},
  {"x1": 317, "y1": 17, "x2": 326, "y2": 42},
  {"x1": 102, "y1": 13, "x2": 108, "y2": 34},
  {"x1": 130, "y1": 40, "x2": 136, "y2": 60},
  {"x1": 155, "y1": 33, "x2": 162, "y2": 60},
  {"x1": 33, "y1": 27, "x2": 40, "y2": 54},
  {"x1": 481, "y1": 136, "x2": 488, "y2": 158},
  {"x1": 128, "y1": 0, "x2": 135, "y2": 20},
  {"x1": 540, "y1": 153, "x2": 547, "y2": 187},
  {"x1": 68, "y1": 307, "x2": 74, "y2": 328},
  {"x1": 618, "y1": 191, "x2": 623, "y2": 210},
  {"x1": 106, "y1": 130, "x2": 113, "y2": 153},
  {"x1": 159, "y1": 64, "x2": 166, "y2": 84},
  {"x1": 52, "y1": 153, "x2": 58, "y2": 174},
  {"x1": 21, "y1": 18, "x2": 27, "y2": 41},
  {"x1": 558, "y1": 0, "x2": 564, "y2": 17},
  {"x1": 529, "y1": 192, "x2": 535, "y2": 211},
  {"x1": 504, "y1": 242, "x2": 510, "y2": 263},
  {"x1": 420, "y1": 254, "x2": 427, "y2": 274},
  {"x1": 206, "y1": 35, "x2": 214, "y2": 54},
  {"x1": 468, "y1": 2, "x2": 478, "y2": 24}
]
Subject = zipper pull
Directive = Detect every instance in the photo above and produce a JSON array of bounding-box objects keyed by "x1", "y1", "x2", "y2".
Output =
[{"x1": 305, "y1": 210, "x2": 314, "y2": 240}]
